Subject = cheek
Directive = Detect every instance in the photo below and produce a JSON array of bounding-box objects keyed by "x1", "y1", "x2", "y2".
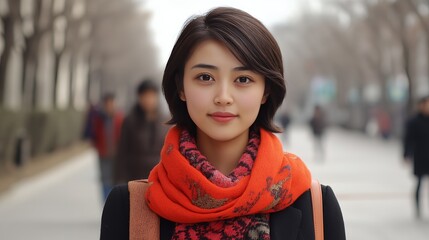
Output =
[
  {"x1": 241, "y1": 99, "x2": 263, "y2": 120},
  {"x1": 184, "y1": 86, "x2": 210, "y2": 117},
  {"x1": 236, "y1": 89, "x2": 265, "y2": 116}
]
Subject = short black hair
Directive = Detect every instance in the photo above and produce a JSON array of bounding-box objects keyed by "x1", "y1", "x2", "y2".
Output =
[
  {"x1": 137, "y1": 79, "x2": 159, "y2": 95},
  {"x1": 162, "y1": 7, "x2": 286, "y2": 133}
]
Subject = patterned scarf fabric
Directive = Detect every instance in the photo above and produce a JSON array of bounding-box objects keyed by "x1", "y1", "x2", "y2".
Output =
[
  {"x1": 179, "y1": 129, "x2": 259, "y2": 187},
  {"x1": 146, "y1": 126, "x2": 311, "y2": 238},
  {"x1": 173, "y1": 129, "x2": 269, "y2": 239}
]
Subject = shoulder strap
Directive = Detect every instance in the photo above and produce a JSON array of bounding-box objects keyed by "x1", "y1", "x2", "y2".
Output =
[
  {"x1": 128, "y1": 180, "x2": 160, "y2": 240},
  {"x1": 311, "y1": 179, "x2": 324, "y2": 240}
]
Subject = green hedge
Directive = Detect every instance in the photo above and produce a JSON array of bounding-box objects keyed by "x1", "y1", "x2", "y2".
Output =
[
  {"x1": 0, "y1": 109, "x2": 25, "y2": 172},
  {"x1": 0, "y1": 108, "x2": 85, "y2": 173}
]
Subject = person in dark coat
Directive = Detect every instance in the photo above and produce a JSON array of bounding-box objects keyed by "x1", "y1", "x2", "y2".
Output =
[
  {"x1": 114, "y1": 79, "x2": 168, "y2": 184},
  {"x1": 403, "y1": 95, "x2": 429, "y2": 218},
  {"x1": 309, "y1": 105, "x2": 327, "y2": 161},
  {"x1": 277, "y1": 111, "x2": 291, "y2": 144}
]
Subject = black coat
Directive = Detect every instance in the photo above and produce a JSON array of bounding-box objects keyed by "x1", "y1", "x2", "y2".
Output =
[
  {"x1": 403, "y1": 113, "x2": 429, "y2": 176},
  {"x1": 309, "y1": 116, "x2": 326, "y2": 137},
  {"x1": 114, "y1": 106, "x2": 168, "y2": 184},
  {"x1": 100, "y1": 185, "x2": 346, "y2": 240}
]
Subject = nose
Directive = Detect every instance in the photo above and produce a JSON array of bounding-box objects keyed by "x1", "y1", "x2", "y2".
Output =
[{"x1": 214, "y1": 83, "x2": 233, "y2": 106}]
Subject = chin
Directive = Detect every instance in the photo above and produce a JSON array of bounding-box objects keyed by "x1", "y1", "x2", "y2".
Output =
[{"x1": 200, "y1": 126, "x2": 248, "y2": 142}]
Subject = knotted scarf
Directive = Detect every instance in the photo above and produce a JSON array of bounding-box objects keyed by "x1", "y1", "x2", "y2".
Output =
[
  {"x1": 172, "y1": 129, "x2": 269, "y2": 239},
  {"x1": 146, "y1": 126, "x2": 311, "y2": 225}
]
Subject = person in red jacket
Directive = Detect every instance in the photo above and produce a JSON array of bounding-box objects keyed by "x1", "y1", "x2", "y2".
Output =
[{"x1": 91, "y1": 93, "x2": 123, "y2": 201}]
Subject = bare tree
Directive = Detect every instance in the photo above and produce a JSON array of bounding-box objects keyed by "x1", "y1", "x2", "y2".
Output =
[
  {"x1": 0, "y1": 0, "x2": 20, "y2": 105},
  {"x1": 389, "y1": 0, "x2": 418, "y2": 113},
  {"x1": 87, "y1": 0, "x2": 159, "y2": 108}
]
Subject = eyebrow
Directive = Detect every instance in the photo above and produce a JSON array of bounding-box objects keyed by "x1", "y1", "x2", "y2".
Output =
[{"x1": 191, "y1": 64, "x2": 251, "y2": 71}]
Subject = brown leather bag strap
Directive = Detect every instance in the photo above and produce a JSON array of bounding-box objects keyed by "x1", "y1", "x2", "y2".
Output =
[
  {"x1": 311, "y1": 179, "x2": 324, "y2": 240},
  {"x1": 128, "y1": 180, "x2": 160, "y2": 240}
]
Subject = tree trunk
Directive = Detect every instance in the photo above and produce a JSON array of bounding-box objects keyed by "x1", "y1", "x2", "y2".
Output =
[
  {"x1": 86, "y1": 55, "x2": 92, "y2": 103},
  {"x1": 0, "y1": 15, "x2": 14, "y2": 106},
  {"x1": 68, "y1": 53, "x2": 75, "y2": 108},
  {"x1": 31, "y1": 60, "x2": 39, "y2": 108},
  {"x1": 52, "y1": 52, "x2": 62, "y2": 107},
  {"x1": 22, "y1": 37, "x2": 40, "y2": 109},
  {"x1": 405, "y1": 0, "x2": 429, "y2": 88},
  {"x1": 21, "y1": 0, "x2": 43, "y2": 109},
  {"x1": 402, "y1": 37, "x2": 414, "y2": 116},
  {"x1": 388, "y1": 0, "x2": 414, "y2": 116}
]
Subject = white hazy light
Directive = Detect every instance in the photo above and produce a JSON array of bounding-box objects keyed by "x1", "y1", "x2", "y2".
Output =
[{"x1": 143, "y1": 0, "x2": 303, "y2": 67}]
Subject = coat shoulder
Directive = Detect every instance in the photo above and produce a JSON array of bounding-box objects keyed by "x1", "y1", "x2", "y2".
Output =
[
  {"x1": 100, "y1": 185, "x2": 130, "y2": 240},
  {"x1": 270, "y1": 185, "x2": 346, "y2": 240}
]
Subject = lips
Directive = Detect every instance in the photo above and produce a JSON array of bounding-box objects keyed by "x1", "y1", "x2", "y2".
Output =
[{"x1": 208, "y1": 112, "x2": 238, "y2": 123}]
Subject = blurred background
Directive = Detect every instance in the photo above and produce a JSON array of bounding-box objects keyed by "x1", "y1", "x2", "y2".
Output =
[{"x1": 0, "y1": 0, "x2": 429, "y2": 239}]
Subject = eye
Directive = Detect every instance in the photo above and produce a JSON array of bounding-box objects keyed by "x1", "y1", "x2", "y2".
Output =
[
  {"x1": 197, "y1": 74, "x2": 214, "y2": 81},
  {"x1": 235, "y1": 76, "x2": 252, "y2": 84}
]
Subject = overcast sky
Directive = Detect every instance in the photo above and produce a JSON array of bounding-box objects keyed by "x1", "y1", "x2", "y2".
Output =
[{"x1": 143, "y1": 0, "x2": 320, "y2": 66}]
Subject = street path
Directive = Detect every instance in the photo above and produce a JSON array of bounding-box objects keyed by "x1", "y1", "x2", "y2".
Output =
[
  {"x1": 0, "y1": 150, "x2": 102, "y2": 240},
  {"x1": 284, "y1": 125, "x2": 429, "y2": 240},
  {"x1": 0, "y1": 125, "x2": 428, "y2": 239}
]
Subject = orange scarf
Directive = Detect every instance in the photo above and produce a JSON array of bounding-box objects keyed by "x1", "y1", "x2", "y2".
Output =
[{"x1": 146, "y1": 126, "x2": 311, "y2": 224}]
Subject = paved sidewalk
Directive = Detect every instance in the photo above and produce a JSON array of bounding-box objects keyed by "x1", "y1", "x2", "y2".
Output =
[
  {"x1": 0, "y1": 150, "x2": 102, "y2": 240},
  {"x1": 0, "y1": 125, "x2": 428, "y2": 239},
  {"x1": 284, "y1": 125, "x2": 429, "y2": 240}
]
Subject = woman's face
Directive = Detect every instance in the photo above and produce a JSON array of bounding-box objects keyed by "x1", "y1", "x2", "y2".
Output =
[{"x1": 182, "y1": 40, "x2": 267, "y2": 142}]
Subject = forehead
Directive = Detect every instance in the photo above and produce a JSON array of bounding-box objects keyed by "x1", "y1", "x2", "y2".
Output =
[
  {"x1": 185, "y1": 40, "x2": 243, "y2": 68},
  {"x1": 139, "y1": 90, "x2": 158, "y2": 96},
  {"x1": 104, "y1": 99, "x2": 115, "y2": 105}
]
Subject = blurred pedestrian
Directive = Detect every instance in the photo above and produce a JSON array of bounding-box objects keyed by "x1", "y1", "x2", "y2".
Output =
[
  {"x1": 90, "y1": 93, "x2": 123, "y2": 201},
  {"x1": 309, "y1": 105, "x2": 327, "y2": 161},
  {"x1": 278, "y1": 111, "x2": 291, "y2": 144},
  {"x1": 403, "y1": 95, "x2": 429, "y2": 218},
  {"x1": 114, "y1": 79, "x2": 168, "y2": 184},
  {"x1": 376, "y1": 109, "x2": 392, "y2": 139}
]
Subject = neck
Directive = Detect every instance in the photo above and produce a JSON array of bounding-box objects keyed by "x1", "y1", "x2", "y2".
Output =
[
  {"x1": 196, "y1": 129, "x2": 249, "y2": 175},
  {"x1": 146, "y1": 110, "x2": 157, "y2": 121},
  {"x1": 138, "y1": 105, "x2": 157, "y2": 121}
]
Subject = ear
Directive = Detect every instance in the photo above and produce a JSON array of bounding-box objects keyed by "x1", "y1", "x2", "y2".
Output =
[
  {"x1": 179, "y1": 91, "x2": 186, "y2": 101},
  {"x1": 261, "y1": 94, "x2": 268, "y2": 104}
]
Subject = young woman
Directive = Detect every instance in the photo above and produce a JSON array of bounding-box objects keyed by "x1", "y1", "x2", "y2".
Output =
[{"x1": 101, "y1": 7, "x2": 346, "y2": 240}]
